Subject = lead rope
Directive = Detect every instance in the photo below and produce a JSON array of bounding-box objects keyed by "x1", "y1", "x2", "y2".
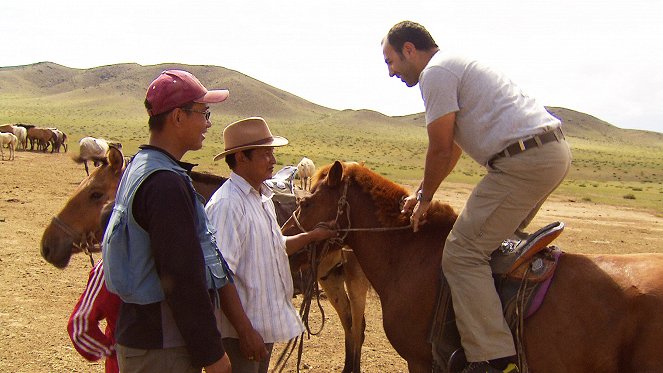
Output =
[{"x1": 273, "y1": 236, "x2": 343, "y2": 373}]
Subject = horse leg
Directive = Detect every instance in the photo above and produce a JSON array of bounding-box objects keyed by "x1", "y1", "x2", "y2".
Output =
[
  {"x1": 318, "y1": 265, "x2": 356, "y2": 373},
  {"x1": 342, "y1": 250, "x2": 369, "y2": 373}
]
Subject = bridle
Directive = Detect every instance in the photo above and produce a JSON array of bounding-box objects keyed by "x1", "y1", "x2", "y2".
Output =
[
  {"x1": 289, "y1": 179, "x2": 412, "y2": 240},
  {"x1": 50, "y1": 216, "x2": 99, "y2": 267}
]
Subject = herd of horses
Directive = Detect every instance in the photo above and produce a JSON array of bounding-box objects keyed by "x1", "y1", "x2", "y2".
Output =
[
  {"x1": 0, "y1": 123, "x2": 68, "y2": 156},
  {"x1": 40, "y1": 147, "x2": 663, "y2": 372}
]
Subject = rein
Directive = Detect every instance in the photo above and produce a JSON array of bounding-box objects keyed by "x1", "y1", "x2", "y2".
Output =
[
  {"x1": 290, "y1": 180, "x2": 412, "y2": 239},
  {"x1": 51, "y1": 216, "x2": 98, "y2": 267},
  {"x1": 273, "y1": 238, "x2": 337, "y2": 373}
]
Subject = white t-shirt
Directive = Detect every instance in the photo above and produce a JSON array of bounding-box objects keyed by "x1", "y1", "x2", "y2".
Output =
[
  {"x1": 419, "y1": 50, "x2": 561, "y2": 166},
  {"x1": 205, "y1": 173, "x2": 304, "y2": 343}
]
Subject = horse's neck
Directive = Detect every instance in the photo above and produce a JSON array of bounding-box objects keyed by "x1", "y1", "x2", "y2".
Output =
[{"x1": 342, "y1": 191, "x2": 410, "y2": 295}]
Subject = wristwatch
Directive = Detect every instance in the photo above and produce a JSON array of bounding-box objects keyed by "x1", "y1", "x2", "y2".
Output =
[{"x1": 416, "y1": 190, "x2": 432, "y2": 202}]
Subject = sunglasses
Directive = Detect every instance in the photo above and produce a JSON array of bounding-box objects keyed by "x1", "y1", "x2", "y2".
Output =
[{"x1": 182, "y1": 108, "x2": 211, "y2": 121}]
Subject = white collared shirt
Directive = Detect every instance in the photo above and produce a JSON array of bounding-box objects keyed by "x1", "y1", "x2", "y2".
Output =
[{"x1": 205, "y1": 172, "x2": 304, "y2": 342}]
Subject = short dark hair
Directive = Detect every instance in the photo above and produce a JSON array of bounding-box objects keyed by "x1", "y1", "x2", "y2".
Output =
[
  {"x1": 386, "y1": 21, "x2": 438, "y2": 56},
  {"x1": 144, "y1": 99, "x2": 195, "y2": 132},
  {"x1": 225, "y1": 149, "x2": 254, "y2": 170}
]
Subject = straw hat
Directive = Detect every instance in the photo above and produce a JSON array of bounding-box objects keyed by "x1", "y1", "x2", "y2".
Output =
[{"x1": 213, "y1": 117, "x2": 288, "y2": 161}]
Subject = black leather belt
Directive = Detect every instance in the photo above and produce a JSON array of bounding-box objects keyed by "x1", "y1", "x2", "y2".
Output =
[{"x1": 491, "y1": 127, "x2": 564, "y2": 162}]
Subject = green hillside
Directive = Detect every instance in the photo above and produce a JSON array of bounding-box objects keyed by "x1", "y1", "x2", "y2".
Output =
[{"x1": 1, "y1": 62, "x2": 662, "y2": 214}]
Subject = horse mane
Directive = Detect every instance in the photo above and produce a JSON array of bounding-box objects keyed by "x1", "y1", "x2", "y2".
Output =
[{"x1": 313, "y1": 162, "x2": 457, "y2": 229}]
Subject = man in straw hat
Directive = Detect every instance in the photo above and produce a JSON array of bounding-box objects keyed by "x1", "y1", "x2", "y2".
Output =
[
  {"x1": 205, "y1": 117, "x2": 336, "y2": 372},
  {"x1": 102, "y1": 70, "x2": 250, "y2": 373}
]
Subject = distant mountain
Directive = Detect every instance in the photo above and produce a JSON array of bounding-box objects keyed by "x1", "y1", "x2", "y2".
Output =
[
  {"x1": 0, "y1": 62, "x2": 335, "y2": 121},
  {"x1": 1, "y1": 61, "x2": 661, "y2": 147}
]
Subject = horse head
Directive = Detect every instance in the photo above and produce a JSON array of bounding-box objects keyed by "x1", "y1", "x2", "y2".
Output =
[{"x1": 40, "y1": 146, "x2": 125, "y2": 268}]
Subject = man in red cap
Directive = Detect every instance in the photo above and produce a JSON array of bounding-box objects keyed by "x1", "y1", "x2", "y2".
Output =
[{"x1": 102, "y1": 70, "x2": 263, "y2": 373}]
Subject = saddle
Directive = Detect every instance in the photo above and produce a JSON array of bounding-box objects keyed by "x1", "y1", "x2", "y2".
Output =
[
  {"x1": 491, "y1": 221, "x2": 564, "y2": 282},
  {"x1": 429, "y1": 222, "x2": 565, "y2": 373}
]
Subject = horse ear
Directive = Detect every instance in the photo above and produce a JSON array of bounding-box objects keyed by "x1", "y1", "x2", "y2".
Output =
[
  {"x1": 327, "y1": 161, "x2": 344, "y2": 188},
  {"x1": 107, "y1": 147, "x2": 124, "y2": 174}
]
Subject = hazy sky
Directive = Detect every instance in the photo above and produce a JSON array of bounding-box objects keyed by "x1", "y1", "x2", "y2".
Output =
[{"x1": 2, "y1": 0, "x2": 662, "y2": 134}]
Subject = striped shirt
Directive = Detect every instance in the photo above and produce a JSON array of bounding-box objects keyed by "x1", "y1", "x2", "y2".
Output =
[
  {"x1": 67, "y1": 259, "x2": 121, "y2": 373},
  {"x1": 205, "y1": 172, "x2": 304, "y2": 343}
]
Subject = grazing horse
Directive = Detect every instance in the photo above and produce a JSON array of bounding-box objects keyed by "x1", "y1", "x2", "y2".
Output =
[
  {"x1": 48, "y1": 128, "x2": 68, "y2": 153},
  {"x1": 72, "y1": 137, "x2": 115, "y2": 175},
  {"x1": 297, "y1": 157, "x2": 316, "y2": 191},
  {"x1": 27, "y1": 127, "x2": 56, "y2": 151},
  {"x1": 0, "y1": 132, "x2": 18, "y2": 160},
  {"x1": 11, "y1": 126, "x2": 28, "y2": 150},
  {"x1": 286, "y1": 160, "x2": 663, "y2": 373},
  {"x1": 40, "y1": 148, "x2": 370, "y2": 372},
  {"x1": 0, "y1": 124, "x2": 13, "y2": 133}
]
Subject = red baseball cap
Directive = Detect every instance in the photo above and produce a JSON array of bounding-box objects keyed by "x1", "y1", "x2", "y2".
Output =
[{"x1": 145, "y1": 70, "x2": 229, "y2": 116}]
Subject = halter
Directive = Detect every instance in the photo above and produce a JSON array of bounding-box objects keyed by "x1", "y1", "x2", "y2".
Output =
[
  {"x1": 289, "y1": 179, "x2": 412, "y2": 241},
  {"x1": 51, "y1": 216, "x2": 98, "y2": 267}
]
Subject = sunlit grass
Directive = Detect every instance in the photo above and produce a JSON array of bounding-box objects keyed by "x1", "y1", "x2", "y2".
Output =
[{"x1": 2, "y1": 93, "x2": 662, "y2": 215}]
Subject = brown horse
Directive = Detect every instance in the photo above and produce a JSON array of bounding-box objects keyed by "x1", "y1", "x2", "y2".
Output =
[
  {"x1": 285, "y1": 160, "x2": 663, "y2": 373},
  {"x1": 27, "y1": 127, "x2": 56, "y2": 152},
  {"x1": 40, "y1": 147, "x2": 370, "y2": 372}
]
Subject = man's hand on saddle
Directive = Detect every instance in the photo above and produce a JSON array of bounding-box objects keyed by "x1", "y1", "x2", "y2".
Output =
[{"x1": 401, "y1": 194, "x2": 430, "y2": 233}]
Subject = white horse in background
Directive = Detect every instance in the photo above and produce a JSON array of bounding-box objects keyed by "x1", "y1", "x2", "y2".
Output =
[
  {"x1": 0, "y1": 132, "x2": 18, "y2": 160},
  {"x1": 11, "y1": 126, "x2": 28, "y2": 150},
  {"x1": 72, "y1": 137, "x2": 121, "y2": 175},
  {"x1": 296, "y1": 157, "x2": 315, "y2": 191},
  {"x1": 48, "y1": 128, "x2": 67, "y2": 153}
]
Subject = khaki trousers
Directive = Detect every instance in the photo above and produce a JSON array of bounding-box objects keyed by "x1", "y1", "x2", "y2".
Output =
[
  {"x1": 441, "y1": 139, "x2": 571, "y2": 362},
  {"x1": 116, "y1": 344, "x2": 200, "y2": 373}
]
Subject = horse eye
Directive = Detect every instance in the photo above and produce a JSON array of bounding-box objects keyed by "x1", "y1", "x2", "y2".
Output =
[{"x1": 90, "y1": 191, "x2": 104, "y2": 200}]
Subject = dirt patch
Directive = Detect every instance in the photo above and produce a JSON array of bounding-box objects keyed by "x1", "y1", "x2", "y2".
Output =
[{"x1": 1, "y1": 151, "x2": 661, "y2": 372}]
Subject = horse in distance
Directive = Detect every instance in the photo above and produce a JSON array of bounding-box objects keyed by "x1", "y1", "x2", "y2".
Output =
[
  {"x1": 26, "y1": 127, "x2": 56, "y2": 152},
  {"x1": 48, "y1": 128, "x2": 68, "y2": 153},
  {"x1": 288, "y1": 160, "x2": 663, "y2": 373},
  {"x1": 12, "y1": 126, "x2": 28, "y2": 150},
  {"x1": 297, "y1": 157, "x2": 316, "y2": 191},
  {"x1": 0, "y1": 132, "x2": 18, "y2": 160},
  {"x1": 72, "y1": 137, "x2": 118, "y2": 175}
]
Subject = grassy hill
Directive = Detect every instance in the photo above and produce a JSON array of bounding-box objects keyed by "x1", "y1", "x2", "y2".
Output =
[{"x1": 1, "y1": 62, "x2": 662, "y2": 214}]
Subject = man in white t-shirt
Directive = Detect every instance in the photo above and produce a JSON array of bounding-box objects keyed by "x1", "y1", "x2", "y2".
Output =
[
  {"x1": 205, "y1": 117, "x2": 336, "y2": 373},
  {"x1": 382, "y1": 21, "x2": 571, "y2": 373}
]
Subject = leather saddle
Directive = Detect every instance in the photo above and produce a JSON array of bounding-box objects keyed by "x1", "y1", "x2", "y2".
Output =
[
  {"x1": 491, "y1": 221, "x2": 564, "y2": 282},
  {"x1": 430, "y1": 222, "x2": 565, "y2": 372}
]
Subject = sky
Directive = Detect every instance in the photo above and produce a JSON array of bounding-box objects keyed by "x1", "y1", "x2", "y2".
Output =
[{"x1": 2, "y1": 0, "x2": 662, "y2": 134}]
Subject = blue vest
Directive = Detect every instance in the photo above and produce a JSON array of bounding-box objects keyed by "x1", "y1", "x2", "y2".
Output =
[{"x1": 102, "y1": 148, "x2": 231, "y2": 305}]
